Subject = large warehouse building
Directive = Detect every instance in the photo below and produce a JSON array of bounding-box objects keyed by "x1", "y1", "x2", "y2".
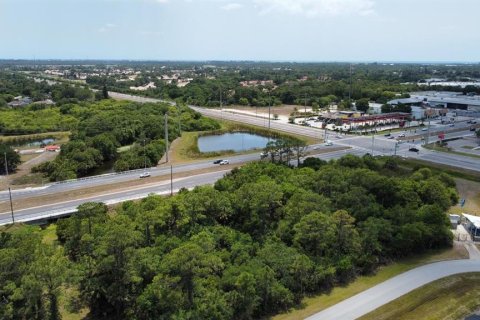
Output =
[{"x1": 389, "y1": 91, "x2": 480, "y2": 112}]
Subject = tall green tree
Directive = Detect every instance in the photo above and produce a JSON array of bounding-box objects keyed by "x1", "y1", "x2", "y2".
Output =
[{"x1": 0, "y1": 144, "x2": 21, "y2": 174}]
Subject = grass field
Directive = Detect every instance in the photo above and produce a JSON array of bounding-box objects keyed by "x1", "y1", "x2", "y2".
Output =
[
  {"x1": 449, "y1": 178, "x2": 480, "y2": 215},
  {"x1": 0, "y1": 131, "x2": 70, "y2": 144},
  {"x1": 359, "y1": 273, "x2": 480, "y2": 320},
  {"x1": 272, "y1": 243, "x2": 468, "y2": 320},
  {"x1": 170, "y1": 120, "x2": 316, "y2": 164},
  {"x1": 424, "y1": 143, "x2": 480, "y2": 160},
  {"x1": 400, "y1": 158, "x2": 480, "y2": 183}
]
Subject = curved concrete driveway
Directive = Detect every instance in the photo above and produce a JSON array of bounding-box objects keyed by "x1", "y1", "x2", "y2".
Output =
[{"x1": 307, "y1": 257, "x2": 480, "y2": 320}]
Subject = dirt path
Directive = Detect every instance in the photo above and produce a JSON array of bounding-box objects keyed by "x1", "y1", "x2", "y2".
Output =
[{"x1": 0, "y1": 152, "x2": 58, "y2": 190}]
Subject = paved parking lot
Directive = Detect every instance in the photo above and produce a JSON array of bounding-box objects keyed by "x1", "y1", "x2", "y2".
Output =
[{"x1": 443, "y1": 136, "x2": 480, "y2": 156}]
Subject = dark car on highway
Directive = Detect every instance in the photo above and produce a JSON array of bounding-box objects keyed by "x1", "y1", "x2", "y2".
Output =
[
  {"x1": 213, "y1": 160, "x2": 222, "y2": 164},
  {"x1": 409, "y1": 147, "x2": 419, "y2": 152}
]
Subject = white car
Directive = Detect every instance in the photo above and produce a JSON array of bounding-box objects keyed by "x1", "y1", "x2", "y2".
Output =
[
  {"x1": 219, "y1": 160, "x2": 229, "y2": 165},
  {"x1": 139, "y1": 172, "x2": 151, "y2": 178},
  {"x1": 325, "y1": 140, "x2": 333, "y2": 146},
  {"x1": 398, "y1": 133, "x2": 406, "y2": 137}
]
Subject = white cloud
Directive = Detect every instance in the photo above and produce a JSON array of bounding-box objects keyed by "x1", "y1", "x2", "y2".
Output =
[
  {"x1": 222, "y1": 3, "x2": 243, "y2": 10},
  {"x1": 98, "y1": 23, "x2": 117, "y2": 33},
  {"x1": 254, "y1": 0, "x2": 375, "y2": 17}
]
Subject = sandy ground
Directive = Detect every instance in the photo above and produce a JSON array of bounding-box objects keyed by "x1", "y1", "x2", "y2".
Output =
[
  {"x1": 450, "y1": 178, "x2": 480, "y2": 215},
  {"x1": 228, "y1": 104, "x2": 312, "y2": 117},
  {"x1": 1, "y1": 152, "x2": 58, "y2": 189}
]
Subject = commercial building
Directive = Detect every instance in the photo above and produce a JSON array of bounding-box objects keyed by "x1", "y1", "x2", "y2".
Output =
[
  {"x1": 463, "y1": 213, "x2": 480, "y2": 241},
  {"x1": 7, "y1": 96, "x2": 32, "y2": 108},
  {"x1": 321, "y1": 112, "x2": 410, "y2": 131},
  {"x1": 389, "y1": 91, "x2": 480, "y2": 112}
]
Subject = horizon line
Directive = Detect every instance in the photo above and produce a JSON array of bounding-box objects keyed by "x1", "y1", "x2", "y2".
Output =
[{"x1": 0, "y1": 58, "x2": 479, "y2": 65}]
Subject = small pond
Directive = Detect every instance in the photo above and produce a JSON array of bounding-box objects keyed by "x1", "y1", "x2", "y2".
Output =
[
  {"x1": 7, "y1": 138, "x2": 55, "y2": 147},
  {"x1": 197, "y1": 132, "x2": 272, "y2": 153}
]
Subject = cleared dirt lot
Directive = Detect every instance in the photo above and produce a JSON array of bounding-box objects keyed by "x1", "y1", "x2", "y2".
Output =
[{"x1": 226, "y1": 104, "x2": 313, "y2": 117}]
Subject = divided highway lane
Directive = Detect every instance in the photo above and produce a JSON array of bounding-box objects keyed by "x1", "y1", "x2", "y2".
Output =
[
  {"x1": 415, "y1": 150, "x2": 480, "y2": 172},
  {"x1": 0, "y1": 147, "x2": 366, "y2": 226},
  {"x1": 0, "y1": 152, "x2": 268, "y2": 201},
  {"x1": 0, "y1": 170, "x2": 228, "y2": 225},
  {"x1": 190, "y1": 106, "x2": 329, "y2": 141},
  {"x1": 0, "y1": 144, "x2": 334, "y2": 202}
]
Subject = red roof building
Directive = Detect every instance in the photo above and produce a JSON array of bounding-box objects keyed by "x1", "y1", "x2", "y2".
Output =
[{"x1": 45, "y1": 145, "x2": 61, "y2": 152}]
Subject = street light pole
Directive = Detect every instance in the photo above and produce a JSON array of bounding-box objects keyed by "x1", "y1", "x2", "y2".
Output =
[
  {"x1": 4, "y1": 152, "x2": 8, "y2": 176},
  {"x1": 304, "y1": 92, "x2": 307, "y2": 121},
  {"x1": 219, "y1": 86, "x2": 223, "y2": 120},
  {"x1": 164, "y1": 113, "x2": 169, "y2": 163},
  {"x1": 371, "y1": 122, "x2": 376, "y2": 156},
  {"x1": 268, "y1": 92, "x2": 271, "y2": 131},
  {"x1": 170, "y1": 165, "x2": 173, "y2": 196},
  {"x1": 143, "y1": 139, "x2": 147, "y2": 171},
  {"x1": 425, "y1": 114, "x2": 431, "y2": 145},
  {"x1": 8, "y1": 187, "x2": 14, "y2": 223}
]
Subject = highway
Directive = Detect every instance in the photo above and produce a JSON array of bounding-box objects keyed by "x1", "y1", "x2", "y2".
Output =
[
  {"x1": 2, "y1": 91, "x2": 480, "y2": 318},
  {"x1": 0, "y1": 143, "x2": 340, "y2": 202},
  {"x1": 0, "y1": 152, "x2": 262, "y2": 201},
  {"x1": 0, "y1": 170, "x2": 227, "y2": 225},
  {"x1": 0, "y1": 147, "x2": 366, "y2": 225},
  {"x1": 1, "y1": 91, "x2": 479, "y2": 225},
  {"x1": 196, "y1": 106, "x2": 480, "y2": 172}
]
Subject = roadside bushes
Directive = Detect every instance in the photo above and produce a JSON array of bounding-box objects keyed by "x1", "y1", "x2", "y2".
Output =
[
  {"x1": 33, "y1": 101, "x2": 219, "y2": 181},
  {"x1": 2, "y1": 156, "x2": 457, "y2": 319}
]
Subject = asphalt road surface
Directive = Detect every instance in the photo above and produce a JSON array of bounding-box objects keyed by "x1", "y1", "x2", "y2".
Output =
[
  {"x1": 2, "y1": 91, "x2": 479, "y2": 224},
  {"x1": 0, "y1": 143, "x2": 338, "y2": 202},
  {"x1": 0, "y1": 147, "x2": 366, "y2": 225},
  {"x1": 307, "y1": 258, "x2": 480, "y2": 320},
  {"x1": 0, "y1": 170, "x2": 228, "y2": 225}
]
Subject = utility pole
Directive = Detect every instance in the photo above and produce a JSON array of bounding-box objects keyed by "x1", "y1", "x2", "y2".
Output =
[
  {"x1": 4, "y1": 152, "x2": 8, "y2": 177},
  {"x1": 268, "y1": 91, "x2": 271, "y2": 131},
  {"x1": 349, "y1": 64, "x2": 353, "y2": 104},
  {"x1": 8, "y1": 187, "x2": 14, "y2": 223},
  {"x1": 425, "y1": 113, "x2": 431, "y2": 145},
  {"x1": 371, "y1": 122, "x2": 376, "y2": 156},
  {"x1": 304, "y1": 92, "x2": 307, "y2": 117},
  {"x1": 219, "y1": 86, "x2": 223, "y2": 121},
  {"x1": 3, "y1": 152, "x2": 13, "y2": 223},
  {"x1": 164, "y1": 113, "x2": 169, "y2": 163},
  {"x1": 143, "y1": 139, "x2": 147, "y2": 171},
  {"x1": 170, "y1": 165, "x2": 173, "y2": 196}
]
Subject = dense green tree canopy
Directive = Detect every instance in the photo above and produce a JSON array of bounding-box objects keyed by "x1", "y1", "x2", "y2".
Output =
[
  {"x1": 0, "y1": 156, "x2": 457, "y2": 319},
  {"x1": 32, "y1": 100, "x2": 219, "y2": 181},
  {"x1": 0, "y1": 144, "x2": 21, "y2": 174}
]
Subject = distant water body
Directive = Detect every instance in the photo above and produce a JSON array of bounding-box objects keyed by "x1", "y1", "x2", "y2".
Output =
[{"x1": 197, "y1": 132, "x2": 271, "y2": 153}]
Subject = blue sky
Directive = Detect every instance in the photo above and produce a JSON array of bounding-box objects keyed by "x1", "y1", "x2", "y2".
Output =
[{"x1": 1, "y1": 0, "x2": 479, "y2": 61}]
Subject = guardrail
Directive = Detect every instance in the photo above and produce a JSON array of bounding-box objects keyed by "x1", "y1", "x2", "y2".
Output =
[
  {"x1": 54, "y1": 167, "x2": 150, "y2": 185},
  {"x1": 0, "y1": 187, "x2": 189, "y2": 226}
]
